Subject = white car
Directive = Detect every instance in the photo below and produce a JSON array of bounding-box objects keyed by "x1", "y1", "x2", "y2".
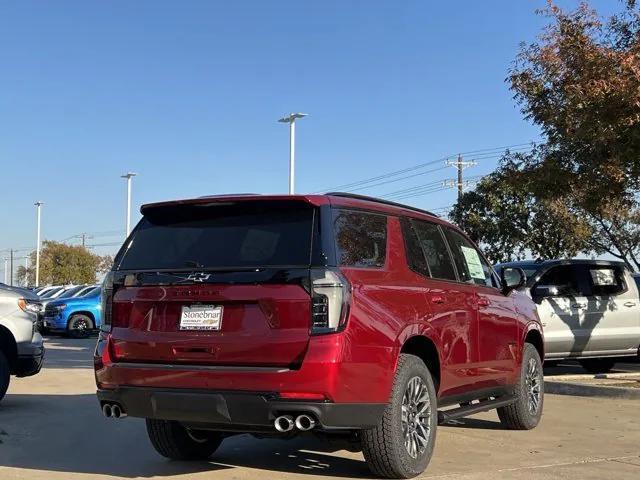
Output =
[
  {"x1": 0, "y1": 284, "x2": 44, "y2": 401},
  {"x1": 496, "y1": 260, "x2": 640, "y2": 373}
]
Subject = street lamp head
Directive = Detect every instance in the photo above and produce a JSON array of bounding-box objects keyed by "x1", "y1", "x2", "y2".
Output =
[
  {"x1": 278, "y1": 113, "x2": 308, "y2": 123},
  {"x1": 121, "y1": 172, "x2": 137, "y2": 179}
]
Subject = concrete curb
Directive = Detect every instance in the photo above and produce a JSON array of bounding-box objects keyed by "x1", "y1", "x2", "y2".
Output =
[{"x1": 545, "y1": 380, "x2": 640, "y2": 399}]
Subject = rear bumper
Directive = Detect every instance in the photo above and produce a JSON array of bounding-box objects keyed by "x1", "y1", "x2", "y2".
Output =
[
  {"x1": 96, "y1": 387, "x2": 385, "y2": 431},
  {"x1": 94, "y1": 332, "x2": 397, "y2": 404}
]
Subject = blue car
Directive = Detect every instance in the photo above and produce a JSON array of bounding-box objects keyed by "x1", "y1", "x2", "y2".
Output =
[{"x1": 42, "y1": 287, "x2": 101, "y2": 338}]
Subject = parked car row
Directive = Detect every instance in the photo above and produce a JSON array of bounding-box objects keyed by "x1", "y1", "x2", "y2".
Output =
[
  {"x1": 4, "y1": 191, "x2": 639, "y2": 478},
  {"x1": 495, "y1": 259, "x2": 640, "y2": 373},
  {"x1": 28, "y1": 283, "x2": 102, "y2": 337},
  {"x1": 41, "y1": 285, "x2": 102, "y2": 338}
]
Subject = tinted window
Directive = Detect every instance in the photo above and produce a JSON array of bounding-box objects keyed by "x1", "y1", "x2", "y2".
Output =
[
  {"x1": 588, "y1": 265, "x2": 626, "y2": 296},
  {"x1": 634, "y1": 275, "x2": 640, "y2": 291},
  {"x1": 333, "y1": 210, "x2": 387, "y2": 268},
  {"x1": 411, "y1": 220, "x2": 457, "y2": 281},
  {"x1": 40, "y1": 287, "x2": 63, "y2": 298},
  {"x1": 81, "y1": 287, "x2": 100, "y2": 297},
  {"x1": 444, "y1": 228, "x2": 496, "y2": 287},
  {"x1": 536, "y1": 265, "x2": 586, "y2": 296},
  {"x1": 60, "y1": 286, "x2": 84, "y2": 298},
  {"x1": 400, "y1": 218, "x2": 430, "y2": 277},
  {"x1": 118, "y1": 201, "x2": 315, "y2": 270}
]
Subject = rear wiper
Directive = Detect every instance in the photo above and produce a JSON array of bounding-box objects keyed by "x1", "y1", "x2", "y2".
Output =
[{"x1": 185, "y1": 260, "x2": 204, "y2": 268}]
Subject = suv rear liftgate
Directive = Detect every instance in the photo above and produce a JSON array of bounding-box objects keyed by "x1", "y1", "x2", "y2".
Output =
[{"x1": 95, "y1": 198, "x2": 379, "y2": 430}]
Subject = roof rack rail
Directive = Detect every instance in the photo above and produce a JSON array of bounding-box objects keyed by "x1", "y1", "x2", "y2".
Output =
[
  {"x1": 197, "y1": 193, "x2": 260, "y2": 199},
  {"x1": 325, "y1": 192, "x2": 439, "y2": 217}
]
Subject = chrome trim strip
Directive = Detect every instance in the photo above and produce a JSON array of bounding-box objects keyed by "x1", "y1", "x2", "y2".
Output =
[{"x1": 112, "y1": 362, "x2": 290, "y2": 373}]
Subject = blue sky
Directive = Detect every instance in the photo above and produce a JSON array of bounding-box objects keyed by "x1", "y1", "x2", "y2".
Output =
[{"x1": 0, "y1": 0, "x2": 618, "y2": 266}]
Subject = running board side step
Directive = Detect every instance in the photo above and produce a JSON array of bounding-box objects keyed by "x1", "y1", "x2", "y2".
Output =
[{"x1": 437, "y1": 395, "x2": 516, "y2": 424}]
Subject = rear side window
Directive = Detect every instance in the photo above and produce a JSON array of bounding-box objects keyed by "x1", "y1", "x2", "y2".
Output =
[
  {"x1": 443, "y1": 228, "x2": 496, "y2": 287},
  {"x1": 117, "y1": 201, "x2": 315, "y2": 270},
  {"x1": 588, "y1": 265, "x2": 626, "y2": 296},
  {"x1": 333, "y1": 210, "x2": 387, "y2": 268},
  {"x1": 400, "y1": 218, "x2": 430, "y2": 277},
  {"x1": 410, "y1": 219, "x2": 457, "y2": 281}
]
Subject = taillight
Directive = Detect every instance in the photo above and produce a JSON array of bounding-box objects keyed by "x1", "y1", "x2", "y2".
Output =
[
  {"x1": 310, "y1": 268, "x2": 351, "y2": 335},
  {"x1": 101, "y1": 271, "x2": 114, "y2": 332}
]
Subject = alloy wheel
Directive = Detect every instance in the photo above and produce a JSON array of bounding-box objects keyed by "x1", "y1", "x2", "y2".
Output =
[
  {"x1": 401, "y1": 376, "x2": 431, "y2": 459},
  {"x1": 525, "y1": 357, "x2": 541, "y2": 415}
]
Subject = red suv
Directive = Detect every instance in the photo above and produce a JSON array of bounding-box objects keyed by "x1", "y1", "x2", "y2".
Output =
[{"x1": 95, "y1": 193, "x2": 544, "y2": 478}]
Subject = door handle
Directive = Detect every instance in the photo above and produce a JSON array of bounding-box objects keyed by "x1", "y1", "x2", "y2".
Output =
[
  {"x1": 571, "y1": 303, "x2": 586, "y2": 309},
  {"x1": 476, "y1": 297, "x2": 490, "y2": 307},
  {"x1": 430, "y1": 295, "x2": 445, "y2": 304},
  {"x1": 624, "y1": 301, "x2": 637, "y2": 307}
]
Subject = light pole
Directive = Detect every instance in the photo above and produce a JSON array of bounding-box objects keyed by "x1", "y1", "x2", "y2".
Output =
[
  {"x1": 121, "y1": 172, "x2": 137, "y2": 238},
  {"x1": 278, "y1": 113, "x2": 308, "y2": 194},
  {"x1": 34, "y1": 201, "x2": 44, "y2": 287}
]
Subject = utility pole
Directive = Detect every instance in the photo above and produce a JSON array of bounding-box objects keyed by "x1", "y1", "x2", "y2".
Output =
[
  {"x1": 121, "y1": 172, "x2": 137, "y2": 238},
  {"x1": 3, "y1": 258, "x2": 7, "y2": 284},
  {"x1": 445, "y1": 155, "x2": 477, "y2": 199},
  {"x1": 34, "y1": 201, "x2": 44, "y2": 287},
  {"x1": 278, "y1": 113, "x2": 308, "y2": 194},
  {"x1": 9, "y1": 249, "x2": 13, "y2": 286}
]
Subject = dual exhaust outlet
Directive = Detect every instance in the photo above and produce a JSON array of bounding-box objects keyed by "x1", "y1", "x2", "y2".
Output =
[
  {"x1": 274, "y1": 414, "x2": 316, "y2": 432},
  {"x1": 102, "y1": 403, "x2": 126, "y2": 419}
]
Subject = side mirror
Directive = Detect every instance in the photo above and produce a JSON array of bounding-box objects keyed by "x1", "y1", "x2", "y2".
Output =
[
  {"x1": 532, "y1": 285, "x2": 559, "y2": 298},
  {"x1": 501, "y1": 267, "x2": 526, "y2": 294}
]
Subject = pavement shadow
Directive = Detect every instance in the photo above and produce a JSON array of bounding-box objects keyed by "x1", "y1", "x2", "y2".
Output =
[
  {"x1": 0, "y1": 393, "x2": 370, "y2": 479},
  {"x1": 41, "y1": 336, "x2": 95, "y2": 369},
  {"x1": 441, "y1": 417, "x2": 506, "y2": 430}
]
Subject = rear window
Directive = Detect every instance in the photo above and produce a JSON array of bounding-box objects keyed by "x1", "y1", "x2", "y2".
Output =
[
  {"x1": 117, "y1": 201, "x2": 315, "y2": 270},
  {"x1": 333, "y1": 210, "x2": 387, "y2": 268}
]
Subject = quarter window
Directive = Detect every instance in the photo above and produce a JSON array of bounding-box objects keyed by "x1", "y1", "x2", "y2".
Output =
[{"x1": 333, "y1": 210, "x2": 387, "y2": 268}]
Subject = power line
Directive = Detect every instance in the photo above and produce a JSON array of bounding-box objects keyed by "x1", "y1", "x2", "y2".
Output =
[
  {"x1": 346, "y1": 166, "x2": 448, "y2": 192},
  {"x1": 314, "y1": 142, "x2": 534, "y2": 193}
]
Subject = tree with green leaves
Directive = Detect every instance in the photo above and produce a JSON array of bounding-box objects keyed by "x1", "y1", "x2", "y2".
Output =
[
  {"x1": 16, "y1": 241, "x2": 114, "y2": 286},
  {"x1": 452, "y1": 1, "x2": 640, "y2": 270}
]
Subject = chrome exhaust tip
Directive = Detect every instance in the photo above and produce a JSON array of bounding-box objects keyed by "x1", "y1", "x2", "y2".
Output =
[
  {"x1": 274, "y1": 415, "x2": 294, "y2": 432},
  {"x1": 111, "y1": 404, "x2": 127, "y2": 419},
  {"x1": 102, "y1": 403, "x2": 113, "y2": 418},
  {"x1": 295, "y1": 414, "x2": 316, "y2": 431}
]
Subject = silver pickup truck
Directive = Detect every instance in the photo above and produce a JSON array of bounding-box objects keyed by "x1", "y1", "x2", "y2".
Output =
[
  {"x1": 0, "y1": 284, "x2": 45, "y2": 401},
  {"x1": 496, "y1": 259, "x2": 640, "y2": 373}
]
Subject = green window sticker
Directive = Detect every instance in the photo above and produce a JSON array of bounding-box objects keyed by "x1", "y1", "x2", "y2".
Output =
[{"x1": 460, "y1": 246, "x2": 485, "y2": 280}]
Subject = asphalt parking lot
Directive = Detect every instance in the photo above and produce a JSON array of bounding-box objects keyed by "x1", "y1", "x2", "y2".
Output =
[{"x1": 0, "y1": 337, "x2": 639, "y2": 480}]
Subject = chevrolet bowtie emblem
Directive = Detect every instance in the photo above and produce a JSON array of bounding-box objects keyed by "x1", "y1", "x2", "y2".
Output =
[{"x1": 186, "y1": 273, "x2": 211, "y2": 282}]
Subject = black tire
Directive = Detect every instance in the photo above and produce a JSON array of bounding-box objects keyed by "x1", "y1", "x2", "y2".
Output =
[
  {"x1": 498, "y1": 343, "x2": 544, "y2": 430},
  {"x1": 146, "y1": 419, "x2": 223, "y2": 460},
  {"x1": 0, "y1": 350, "x2": 10, "y2": 402},
  {"x1": 361, "y1": 354, "x2": 438, "y2": 479},
  {"x1": 67, "y1": 314, "x2": 93, "y2": 339},
  {"x1": 579, "y1": 358, "x2": 616, "y2": 374}
]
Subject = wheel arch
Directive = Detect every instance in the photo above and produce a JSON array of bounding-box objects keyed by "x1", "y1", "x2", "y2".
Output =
[
  {"x1": 524, "y1": 326, "x2": 544, "y2": 361},
  {"x1": 0, "y1": 325, "x2": 18, "y2": 370},
  {"x1": 400, "y1": 335, "x2": 441, "y2": 394}
]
